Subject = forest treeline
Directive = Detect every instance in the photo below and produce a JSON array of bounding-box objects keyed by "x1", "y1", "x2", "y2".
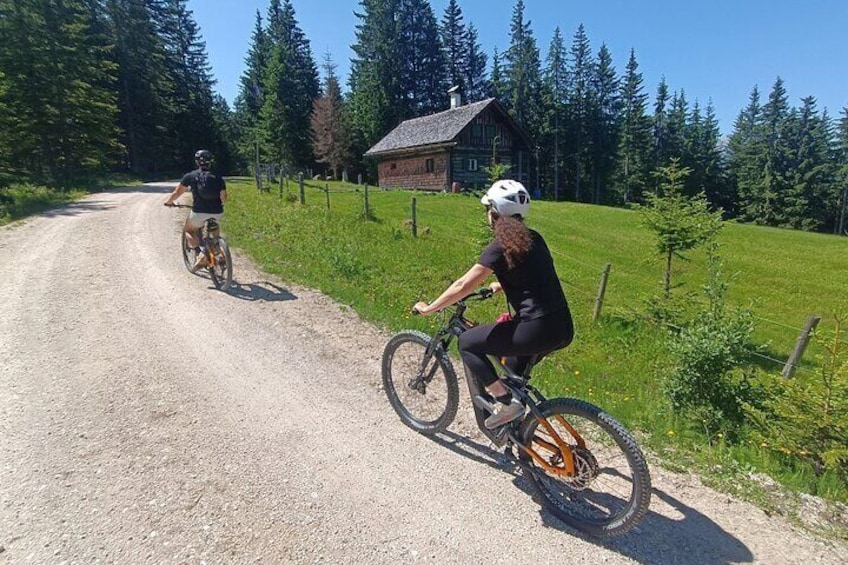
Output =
[{"x1": 1, "y1": 0, "x2": 846, "y2": 233}]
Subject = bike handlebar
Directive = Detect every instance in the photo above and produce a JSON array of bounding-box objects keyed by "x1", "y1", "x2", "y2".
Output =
[{"x1": 411, "y1": 287, "x2": 494, "y2": 316}]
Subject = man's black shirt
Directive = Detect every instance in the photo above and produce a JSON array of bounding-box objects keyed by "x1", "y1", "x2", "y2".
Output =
[{"x1": 181, "y1": 169, "x2": 226, "y2": 214}]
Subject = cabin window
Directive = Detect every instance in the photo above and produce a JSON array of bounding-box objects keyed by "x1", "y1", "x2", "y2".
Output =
[
  {"x1": 390, "y1": 163, "x2": 397, "y2": 170},
  {"x1": 425, "y1": 158, "x2": 435, "y2": 173},
  {"x1": 467, "y1": 159, "x2": 479, "y2": 172}
]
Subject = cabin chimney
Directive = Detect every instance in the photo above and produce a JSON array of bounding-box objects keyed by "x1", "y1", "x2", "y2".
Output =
[{"x1": 448, "y1": 86, "x2": 462, "y2": 109}]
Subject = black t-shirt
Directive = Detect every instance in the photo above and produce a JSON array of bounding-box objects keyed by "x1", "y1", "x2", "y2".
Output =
[
  {"x1": 478, "y1": 229, "x2": 569, "y2": 320},
  {"x1": 181, "y1": 169, "x2": 226, "y2": 214}
]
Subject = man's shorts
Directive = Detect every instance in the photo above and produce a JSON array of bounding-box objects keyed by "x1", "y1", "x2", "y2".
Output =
[{"x1": 186, "y1": 211, "x2": 223, "y2": 229}]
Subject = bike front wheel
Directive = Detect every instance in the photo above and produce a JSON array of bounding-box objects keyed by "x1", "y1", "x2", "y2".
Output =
[
  {"x1": 381, "y1": 330, "x2": 459, "y2": 434},
  {"x1": 208, "y1": 238, "x2": 233, "y2": 291},
  {"x1": 518, "y1": 397, "x2": 651, "y2": 537}
]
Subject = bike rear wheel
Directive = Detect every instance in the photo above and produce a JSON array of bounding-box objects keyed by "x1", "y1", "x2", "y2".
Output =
[
  {"x1": 381, "y1": 330, "x2": 459, "y2": 434},
  {"x1": 208, "y1": 237, "x2": 233, "y2": 291},
  {"x1": 518, "y1": 397, "x2": 651, "y2": 537}
]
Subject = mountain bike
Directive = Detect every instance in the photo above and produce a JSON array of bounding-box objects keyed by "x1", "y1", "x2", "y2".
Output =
[
  {"x1": 167, "y1": 204, "x2": 232, "y2": 291},
  {"x1": 381, "y1": 289, "x2": 651, "y2": 537}
]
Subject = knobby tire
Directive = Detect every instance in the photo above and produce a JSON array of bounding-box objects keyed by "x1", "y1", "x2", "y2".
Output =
[
  {"x1": 381, "y1": 330, "x2": 459, "y2": 434},
  {"x1": 518, "y1": 397, "x2": 651, "y2": 537}
]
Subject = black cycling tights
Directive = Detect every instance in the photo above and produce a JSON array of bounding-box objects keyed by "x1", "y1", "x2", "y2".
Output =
[{"x1": 457, "y1": 310, "x2": 574, "y2": 387}]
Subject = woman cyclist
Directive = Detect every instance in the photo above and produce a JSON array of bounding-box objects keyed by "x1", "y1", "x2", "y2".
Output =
[{"x1": 413, "y1": 180, "x2": 573, "y2": 428}]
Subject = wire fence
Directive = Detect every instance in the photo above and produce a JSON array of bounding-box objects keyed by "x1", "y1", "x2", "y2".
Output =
[{"x1": 252, "y1": 177, "x2": 832, "y2": 376}]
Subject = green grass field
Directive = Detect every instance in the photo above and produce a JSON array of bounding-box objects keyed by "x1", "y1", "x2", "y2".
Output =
[{"x1": 221, "y1": 178, "x2": 848, "y2": 514}]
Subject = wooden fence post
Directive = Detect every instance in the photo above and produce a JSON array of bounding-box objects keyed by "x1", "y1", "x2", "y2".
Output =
[
  {"x1": 357, "y1": 173, "x2": 362, "y2": 185},
  {"x1": 782, "y1": 315, "x2": 821, "y2": 378},
  {"x1": 592, "y1": 263, "x2": 612, "y2": 321},
  {"x1": 325, "y1": 183, "x2": 330, "y2": 210},
  {"x1": 298, "y1": 173, "x2": 305, "y2": 204},
  {"x1": 411, "y1": 197, "x2": 418, "y2": 237},
  {"x1": 364, "y1": 183, "x2": 370, "y2": 218},
  {"x1": 278, "y1": 169, "x2": 284, "y2": 197}
]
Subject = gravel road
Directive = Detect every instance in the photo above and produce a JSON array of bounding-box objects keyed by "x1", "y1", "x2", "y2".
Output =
[{"x1": 1, "y1": 184, "x2": 846, "y2": 564}]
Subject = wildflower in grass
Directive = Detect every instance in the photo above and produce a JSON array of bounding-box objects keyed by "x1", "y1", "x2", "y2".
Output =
[
  {"x1": 574, "y1": 370, "x2": 580, "y2": 376},
  {"x1": 667, "y1": 430, "x2": 675, "y2": 436}
]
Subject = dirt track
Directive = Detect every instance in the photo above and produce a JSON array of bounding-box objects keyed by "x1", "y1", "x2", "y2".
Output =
[{"x1": 1, "y1": 184, "x2": 846, "y2": 564}]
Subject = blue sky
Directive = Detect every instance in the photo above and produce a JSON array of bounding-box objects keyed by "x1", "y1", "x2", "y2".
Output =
[{"x1": 188, "y1": 0, "x2": 848, "y2": 135}]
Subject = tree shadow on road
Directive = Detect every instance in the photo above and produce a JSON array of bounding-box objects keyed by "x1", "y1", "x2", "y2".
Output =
[
  {"x1": 221, "y1": 280, "x2": 297, "y2": 302},
  {"x1": 41, "y1": 199, "x2": 116, "y2": 218},
  {"x1": 428, "y1": 429, "x2": 754, "y2": 565}
]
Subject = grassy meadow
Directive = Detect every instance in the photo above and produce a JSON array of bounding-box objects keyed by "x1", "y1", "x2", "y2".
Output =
[{"x1": 221, "y1": 177, "x2": 848, "y2": 516}]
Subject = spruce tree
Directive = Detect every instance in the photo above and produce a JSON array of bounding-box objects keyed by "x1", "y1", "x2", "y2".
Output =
[
  {"x1": 728, "y1": 86, "x2": 766, "y2": 223},
  {"x1": 652, "y1": 77, "x2": 671, "y2": 172},
  {"x1": 542, "y1": 27, "x2": 567, "y2": 200},
  {"x1": 701, "y1": 101, "x2": 732, "y2": 214},
  {"x1": 503, "y1": 0, "x2": 543, "y2": 185},
  {"x1": 588, "y1": 43, "x2": 620, "y2": 204},
  {"x1": 398, "y1": 0, "x2": 447, "y2": 116},
  {"x1": 615, "y1": 49, "x2": 651, "y2": 203},
  {"x1": 837, "y1": 107, "x2": 848, "y2": 235},
  {"x1": 234, "y1": 10, "x2": 270, "y2": 165},
  {"x1": 440, "y1": 0, "x2": 467, "y2": 93},
  {"x1": 0, "y1": 0, "x2": 118, "y2": 186},
  {"x1": 153, "y1": 0, "x2": 221, "y2": 168},
  {"x1": 348, "y1": 0, "x2": 404, "y2": 163},
  {"x1": 259, "y1": 0, "x2": 319, "y2": 169},
  {"x1": 464, "y1": 24, "x2": 488, "y2": 102},
  {"x1": 759, "y1": 77, "x2": 793, "y2": 225},
  {"x1": 105, "y1": 0, "x2": 173, "y2": 174},
  {"x1": 785, "y1": 96, "x2": 833, "y2": 230},
  {"x1": 567, "y1": 24, "x2": 595, "y2": 201},
  {"x1": 489, "y1": 47, "x2": 506, "y2": 101}
]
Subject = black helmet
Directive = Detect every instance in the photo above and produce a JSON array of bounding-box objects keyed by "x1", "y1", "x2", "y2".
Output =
[{"x1": 194, "y1": 149, "x2": 213, "y2": 167}]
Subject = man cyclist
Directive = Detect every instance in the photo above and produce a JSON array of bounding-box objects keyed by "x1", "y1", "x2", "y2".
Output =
[
  {"x1": 413, "y1": 180, "x2": 573, "y2": 428},
  {"x1": 164, "y1": 149, "x2": 227, "y2": 271}
]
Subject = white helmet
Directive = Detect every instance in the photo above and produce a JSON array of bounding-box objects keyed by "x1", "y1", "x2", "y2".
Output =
[{"x1": 481, "y1": 180, "x2": 530, "y2": 218}]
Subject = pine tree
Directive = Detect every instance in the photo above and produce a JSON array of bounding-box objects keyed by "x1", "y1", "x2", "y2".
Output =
[
  {"x1": 234, "y1": 10, "x2": 270, "y2": 165},
  {"x1": 728, "y1": 86, "x2": 765, "y2": 222},
  {"x1": 105, "y1": 0, "x2": 174, "y2": 173},
  {"x1": 259, "y1": 0, "x2": 319, "y2": 169},
  {"x1": 784, "y1": 96, "x2": 834, "y2": 230},
  {"x1": 503, "y1": 0, "x2": 542, "y2": 186},
  {"x1": 153, "y1": 0, "x2": 221, "y2": 167},
  {"x1": 588, "y1": 43, "x2": 620, "y2": 204},
  {"x1": 566, "y1": 24, "x2": 595, "y2": 201},
  {"x1": 837, "y1": 107, "x2": 848, "y2": 235},
  {"x1": 652, "y1": 77, "x2": 671, "y2": 171},
  {"x1": 0, "y1": 0, "x2": 119, "y2": 186},
  {"x1": 348, "y1": 0, "x2": 404, "y2": 163},
  {"x1": 760, "y1": 77, "x2": 793, "y2": 226},
  {"x1": 440, "y1": 0, "x2": 466, "y2": 93},
  {"x1": 700, "y1": 100, "x2": 731, "y2": 213},
  {"x1": 615, "y1": 48, "x2": 651, "y2": 203},
  {"x1": 398, "y1": 0, "x2": 446, "y2": 116},
  {"x1": 311, "y1": 54, "x2": 353, "y2": 179},
  {"x1": 666, "y1": 90, "x2": 689, "y2": 166},
  {"x1": 541, "y1": 26, "x2": 567, "y2": 200},
  {"x1": 464, "y1": 24, "x2": 488, "y2": 102},
  {"x1": 489, "y1": 47, "x2": 506, "y2": 101},
  {"x1": 209, "y1": 94, "x2": 241, "y2": 174}
]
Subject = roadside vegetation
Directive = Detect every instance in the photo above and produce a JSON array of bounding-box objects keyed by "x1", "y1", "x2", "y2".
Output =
[
  {"x1": 0, "y1": 175, "x2": 145, "y2": 226},
  {"x1": 223, "y1": 177, "x2": 848, "y2": 539}
]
